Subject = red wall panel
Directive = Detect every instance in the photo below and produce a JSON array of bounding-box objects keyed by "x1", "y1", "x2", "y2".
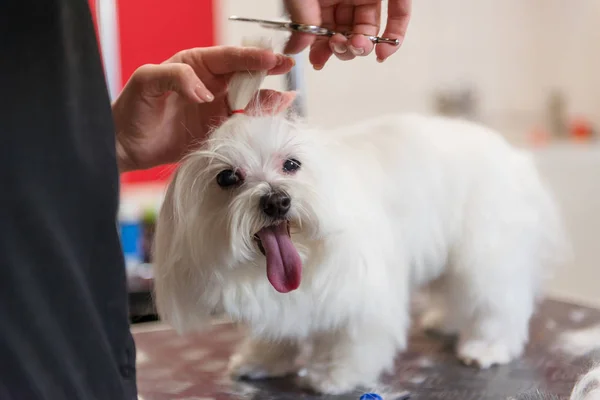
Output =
[
  {"x1": 117, "y1": 0, "x2": 215, "y2": 185},
  {"x1": 117, "y1": 0, "x2": 215, "y2": 87}
]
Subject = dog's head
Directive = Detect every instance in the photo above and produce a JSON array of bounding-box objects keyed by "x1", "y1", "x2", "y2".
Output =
[
  {"x1": 152, "y1": 89, "x2": 344, "y2": 334},
  {"x1": 176, "y1": 91, "x2": 339, "y2": 289}
]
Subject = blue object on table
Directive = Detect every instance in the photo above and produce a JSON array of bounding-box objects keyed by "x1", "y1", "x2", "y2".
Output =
[
  {"x1": 360, "y1": 394, "x2": 383, "y2": 400},
  {"x1": 120, "y1": 219, "x2": 142, "y2": 267}
]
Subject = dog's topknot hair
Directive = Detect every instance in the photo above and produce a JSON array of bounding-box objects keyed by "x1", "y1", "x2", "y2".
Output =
[{"x1": 226, "y1": 37, "x2": 273, "y2": 114}]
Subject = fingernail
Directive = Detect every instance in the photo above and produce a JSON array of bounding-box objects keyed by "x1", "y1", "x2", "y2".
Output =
[
  {"x1": 313, "y1": 64, "x2": 323, "y2": 71},
  {"x1": 196, "y1": 85, "x2": 213, "y2": 102},
  {"x1": 376, "y1": 57, "x2": 385, "y2": 63},
  {"x1": 349, "y1": 45, "x2": 365, "y2": 56},
  {"x1": 332, "y1": 43, "x2": 347, "y2": 54},
  {"x1": 290, "y1": 57, "x2": 296, "y2": 67},
  {"x1": 276, "y1": 55, "x2": 284, "y2": 65}
]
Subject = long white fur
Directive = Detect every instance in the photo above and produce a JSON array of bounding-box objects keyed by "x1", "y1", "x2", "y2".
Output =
[
  {"x1": 153, "y1": 37, "x2": 567, "y2": 394},
  {"x1": 226, "y1": 37, "x2": 273, "y2": 112}
]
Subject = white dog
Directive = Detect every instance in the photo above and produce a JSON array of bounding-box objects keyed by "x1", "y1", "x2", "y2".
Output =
[{"x1": 153, "y1": 38, "x2": 566, "y2": 395}]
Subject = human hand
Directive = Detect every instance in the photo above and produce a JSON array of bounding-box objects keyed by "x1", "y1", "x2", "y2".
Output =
[
  {"x1": 283, "y1": 0, "x2": 411, "y2": 68},
  {"x1": 112, "y1": 46, "x2": 295, "y2": 173}
]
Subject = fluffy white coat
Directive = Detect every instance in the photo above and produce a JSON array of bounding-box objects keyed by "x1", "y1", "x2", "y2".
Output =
[
  {"x1": 153, "y1": 110, "x2": 565, "y2": 394},
  {"x1": 152, "y1": 34, "x2": 565, "y2": 396}
]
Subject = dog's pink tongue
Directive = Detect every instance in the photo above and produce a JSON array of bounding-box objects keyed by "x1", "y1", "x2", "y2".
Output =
[{"x1": 257, "y1": 224, "x2": 302, "y2": 293}]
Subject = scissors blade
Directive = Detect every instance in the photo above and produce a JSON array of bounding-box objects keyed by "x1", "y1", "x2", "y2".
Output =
[
  {"x1": 229, "y1": 15, "x2": 333, "y2": 36},
  {"x1": 228, "y1": 15, "x2": 398, "y2": 44},
  {"x1": 228, "y1": 16, "x2": 291, "y2": 32}
]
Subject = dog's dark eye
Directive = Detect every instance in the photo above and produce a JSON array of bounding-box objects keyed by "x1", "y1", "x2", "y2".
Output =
[
  {"x1": 283, "y1": 159, "x2": 301, "y2": 173},
  {"x1": 216, "y1": 169, "x2": 241, "y2": 188}
]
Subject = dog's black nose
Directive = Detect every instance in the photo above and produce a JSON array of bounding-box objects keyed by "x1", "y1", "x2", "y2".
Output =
[{"x1": 260, "y1": 191, "x2": 291, "y2": 218}]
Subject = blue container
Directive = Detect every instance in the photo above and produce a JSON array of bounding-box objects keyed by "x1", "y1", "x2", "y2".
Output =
[
  {"x1": 360, "y1": 394, "x2": 383, "y2": 400},
  {"x1": 119, "y1": 200, "x2": 143, "y2": 268},
  {"x1": 120, "y1": 220, "x2": 142, "y2": 266}
]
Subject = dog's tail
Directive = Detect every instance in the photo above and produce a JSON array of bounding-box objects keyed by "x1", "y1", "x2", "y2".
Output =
[{"x1": 226, "y1": 37, "x2": 273, "y2": 113}]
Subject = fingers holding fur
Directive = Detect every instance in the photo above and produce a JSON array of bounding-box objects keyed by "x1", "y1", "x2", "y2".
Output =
[
  {"x1": 266, "y1": 56, "x2": 296, "y2": 76},
  {"x1": 130, "y1": 63, "x2": 215, "y2": 103},
  {"x1": 189, "y1": 46, "x2": 293, "y2": 77},
  {"x1": 166, "y1": 47, "x2": 295, "y2": 95}
]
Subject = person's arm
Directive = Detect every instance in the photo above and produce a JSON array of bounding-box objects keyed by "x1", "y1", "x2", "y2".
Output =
[{"x1": 112, "y1": 46, "x2": 294, "y2": 173}]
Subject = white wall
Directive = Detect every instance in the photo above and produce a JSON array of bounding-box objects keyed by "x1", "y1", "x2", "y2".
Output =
[
  {"x1": 534, "y1": 144, "x2": 600, "y2": 308},
  {"x1": 218, "y1": 0, "x2": 600, "y2": 139}
]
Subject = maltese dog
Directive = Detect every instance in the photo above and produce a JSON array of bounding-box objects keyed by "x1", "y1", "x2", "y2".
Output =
[{"x1": 152, "y1": 38, "x2": 566, "y2": 395}]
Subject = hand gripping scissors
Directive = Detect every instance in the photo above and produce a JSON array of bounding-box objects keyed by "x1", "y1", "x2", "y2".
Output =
[{"x1": 229, "y1": 15, "x2": 400, "y2": 46}]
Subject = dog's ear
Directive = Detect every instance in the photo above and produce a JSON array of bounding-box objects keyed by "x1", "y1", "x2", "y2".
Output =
[
  {"x1": 245, "y1": 89, "x2": 297, "y2": 116},
  {"x1": 152, "y1": 170, "x2": 213, "y2": 333}
]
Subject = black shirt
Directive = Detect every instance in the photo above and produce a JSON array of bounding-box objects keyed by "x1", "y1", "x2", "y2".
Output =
[{"x1": 0, "y1": 1, "x2": 136, "y2": 398}]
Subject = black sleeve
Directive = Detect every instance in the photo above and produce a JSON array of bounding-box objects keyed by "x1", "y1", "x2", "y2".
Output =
[{"x1": 0, "y1": 1, "x2": 136, "y2": 399}]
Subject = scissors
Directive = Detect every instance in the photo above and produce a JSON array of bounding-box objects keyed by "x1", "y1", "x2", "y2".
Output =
[{"x1": 229, "y1": 16, "x2": 400, "y2": 46}]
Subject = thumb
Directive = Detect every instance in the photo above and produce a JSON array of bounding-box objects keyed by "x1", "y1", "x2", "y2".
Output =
[{"x1": 130, "y1": 63, "x2": 215, "y2": 103}]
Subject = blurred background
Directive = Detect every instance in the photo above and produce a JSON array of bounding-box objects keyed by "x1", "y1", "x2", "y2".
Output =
[{"x1": 90, "y1": 0, "x2": 600, "y2": 316}]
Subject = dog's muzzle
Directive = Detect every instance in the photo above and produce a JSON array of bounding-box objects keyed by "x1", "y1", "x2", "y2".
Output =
[{"x1": 260, "y1": 190, "x2": 291, "y2": 219}]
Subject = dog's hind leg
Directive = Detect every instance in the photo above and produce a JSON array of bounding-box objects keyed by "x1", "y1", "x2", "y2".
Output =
[
  {"x1": 448, "y1": 151, "x2": 562, "y2": 368},
  {"x1": 446, "y1": 248, "x2": 538, "y2": 368},
  {"x1": 447, "y1": 207, "x2": 547, "y2": 368}
]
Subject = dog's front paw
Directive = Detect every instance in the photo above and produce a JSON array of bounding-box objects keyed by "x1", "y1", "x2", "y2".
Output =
[
  {"x1": 228, "y1": 352, "x2": 299, "y2": 380},
  {"x1": 298, "y1": 368, "x2": 361, "y2": 395},
  {"x1": 457, "y1": 338, "x2": 518, "y2": 369}
]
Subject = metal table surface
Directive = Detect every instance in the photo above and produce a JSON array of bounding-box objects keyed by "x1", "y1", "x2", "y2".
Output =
[{"x1": 132, "y1": 299, "x2": 600, "y2": 400}]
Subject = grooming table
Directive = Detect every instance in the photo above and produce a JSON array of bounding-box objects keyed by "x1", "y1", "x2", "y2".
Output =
[{"x1": 133, "y1": 299, "x2": 600, "y2": 400}]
